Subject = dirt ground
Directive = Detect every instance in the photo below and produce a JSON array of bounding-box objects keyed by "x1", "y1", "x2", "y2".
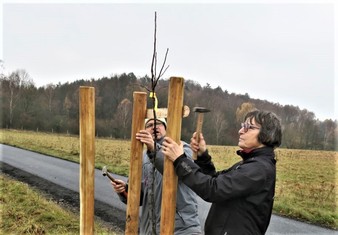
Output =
[{"x1": 1, "y1": 162, "x2": 125, "y2": 234}]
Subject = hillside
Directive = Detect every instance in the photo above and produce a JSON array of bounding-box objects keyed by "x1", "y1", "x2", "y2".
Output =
[{"x1": 1, "y1": 72, "x2": 336, "y2": 150}]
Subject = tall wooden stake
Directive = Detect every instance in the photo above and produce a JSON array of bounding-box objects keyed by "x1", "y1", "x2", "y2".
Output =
[
  {"x1": 125, "y1": 91, "x2": 147, "y2": 234},
  {"x1": 79, "y1": 86, "x2": 95, "y2": 235},
  {"x1": 160, "y1": 77, "x2": 184, "y2": 234}
]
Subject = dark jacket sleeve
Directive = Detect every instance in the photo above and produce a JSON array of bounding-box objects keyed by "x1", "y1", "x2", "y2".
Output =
[
  {"x1": 151, "y1": 141, "x2": 193, "y2": 174},
  {"x1": 174, "y1": 154, "x2": 268, "y2": 203},
  {"x1": 193, "y1": 150, "x2": 217, "y2": 176}
]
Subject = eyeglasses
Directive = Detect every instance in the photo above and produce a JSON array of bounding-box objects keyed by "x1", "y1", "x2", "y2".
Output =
[
  {"x1": 145, "y1": 122, "x2": 164, "y2": 129},
  {"x1": 241, "y1": 122, "x2": 260, "y2": 132}
]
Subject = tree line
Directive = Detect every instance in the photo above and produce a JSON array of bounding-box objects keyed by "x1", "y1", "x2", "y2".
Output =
[{"x1": 1, "y1": 69, "x2": 336, "y2": 150}]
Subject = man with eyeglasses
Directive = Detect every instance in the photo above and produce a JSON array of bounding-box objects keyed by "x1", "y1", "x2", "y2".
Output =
[
  {"x1": 111, "y1": 118, "x2": 202, "y2": 235},
  {"x1": 162, "y1": 110, "x2": 282, "y2": 235}
]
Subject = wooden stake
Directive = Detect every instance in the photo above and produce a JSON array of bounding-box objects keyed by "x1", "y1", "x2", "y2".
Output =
[
  {"x1": 160, "y1": 77, "x2": 184, "y2": 234},
  {"x1": 125, "y1": 92, "x2": 147, "y2": 234},
  {"x1": 79, "y1": 86, "x2": 95, "y2": 235}
]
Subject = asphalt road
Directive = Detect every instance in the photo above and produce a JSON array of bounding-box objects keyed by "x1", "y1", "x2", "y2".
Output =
[{"x1": 1, "y1": 144, "x2": 336, "y2": 235}]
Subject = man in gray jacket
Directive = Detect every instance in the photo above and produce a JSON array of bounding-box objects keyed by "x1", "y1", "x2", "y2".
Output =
[{"x1": 112, "y1": 118, "x2": 201, "y2": 235}]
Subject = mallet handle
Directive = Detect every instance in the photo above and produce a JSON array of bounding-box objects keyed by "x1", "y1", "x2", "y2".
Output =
[
  {"x1": 193, "y1": 113, "x2": 204, "y2": 160},
  {"x1": 105, "y1": 172, "x2": 128, "y2": 198}
]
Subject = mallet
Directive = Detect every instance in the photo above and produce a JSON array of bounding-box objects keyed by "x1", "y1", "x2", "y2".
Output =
[
  {"x1": 102, "y1": 166, "x2": 128, "y2": 198},
  {"x1": 193, "y1": 107, "x2": 210, "y2": 160}
]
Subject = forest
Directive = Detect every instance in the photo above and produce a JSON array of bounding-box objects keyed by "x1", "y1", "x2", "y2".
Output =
[{"x1": 1, "y1": 69, "x2": 337, "y2": 150}]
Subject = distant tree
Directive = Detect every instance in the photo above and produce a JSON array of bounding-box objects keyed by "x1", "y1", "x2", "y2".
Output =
[
  {"x1": 321, "y1": 119, "x2": 336, "y2": 150},
  {"x1": 63, "y1": 95, "x2": 72, "y2": 118},
  {"x1": 213, "y1": 109, "x2": 228, "y2": 145},
  {"x1": 1, "y1": 69, "x2": 34, "y2": 128},
  {"x1": 0, "y1": 60, "x2": 4, "y2": 78},
  {"x1": 113, "y1": 98, "x2": 132, "y2": 139},
  {"x1": 18, "y1": 82, "x2": 37, "y2": 129},
  {"x1": 204, "y1": 83, "x2": 211, "y2": 89},
  {"x1": 44, "y1": 83, "x2": 56, "y2": 113},
  {"x1": 205, "y1": 89, "x2": 228, "y2": 144},
  {"x1": 236, "y1": 102, "x2": 256, "y2": 123},
  {"x1": 20, "y1": 83, "x2": 37, "y2": 113}
]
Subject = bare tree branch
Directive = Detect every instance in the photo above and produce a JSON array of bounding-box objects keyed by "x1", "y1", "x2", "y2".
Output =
[
  {"x1": 158, "y1": 48, "x2": 170, "y2": 79},
  {"x1": 150, "y1": 12, "x2": 157, "y2": 88},
  {"x1": 148, "y1": 11, "x2": 170, "y2": 235},
  {"x1": 150, "y1": 11, "x2": 169, "y2": 91}
]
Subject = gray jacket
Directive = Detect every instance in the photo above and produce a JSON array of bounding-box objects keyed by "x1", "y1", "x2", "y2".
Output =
[{"x1": 120, "y1": 137, "x2": 201, "y2": 235}]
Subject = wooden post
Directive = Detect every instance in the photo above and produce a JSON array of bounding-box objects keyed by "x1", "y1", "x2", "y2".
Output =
[
  {"x1": 160, "y1": 77, "x2": 185, "y2": 234},
  {"x1": 125, "y1": 91, "x2": 147, "y2": 234},
  {"x1": 79, "y1": 86, "x2": 95, "y2": 235}
]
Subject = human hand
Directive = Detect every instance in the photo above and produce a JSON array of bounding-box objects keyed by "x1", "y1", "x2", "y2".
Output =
[
  {"x1": 111, "y1": 179, "x2": 126, "y2": 194},
  {"x1": 190, "y1": 132, "x2": 207, "y2": 156},
  {"x1": 136, "y1": 130, "x2": 155, "y2": 151},
  {"x1": 162, "y1": 137, "x2": 184, "y2": 162}
]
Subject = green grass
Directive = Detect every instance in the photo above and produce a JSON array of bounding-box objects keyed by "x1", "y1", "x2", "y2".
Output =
[
  {"x1": 1, "y1": 129, "x2": 337, "y2": 230},
  {"x1": 0, "y1": 174, "x2": 122, "y2": 235},
  {"x1": 0, "y1": 129, "x2": 131, "y2": 175}
]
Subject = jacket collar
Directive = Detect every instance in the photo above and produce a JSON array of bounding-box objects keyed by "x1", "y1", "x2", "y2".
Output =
[
  {"x1": 157, "y1": 136, "x2": 165, "y2": 145},
  {"x1": 236, "y1": 146, "x2": 275, "y2": 161}
]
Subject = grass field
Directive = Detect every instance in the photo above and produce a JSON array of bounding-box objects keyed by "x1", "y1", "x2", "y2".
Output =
[
  {"x1": 1, "y1": 129, "x2": 337, "y2": 230},
  {"x1": 0, "y1": 174, "x2": 121, "y2": 235}
]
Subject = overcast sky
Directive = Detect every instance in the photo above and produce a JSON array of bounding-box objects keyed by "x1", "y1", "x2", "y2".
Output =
[{"x1": 1, "y1": 0, "x2": 337, "y2": 121}]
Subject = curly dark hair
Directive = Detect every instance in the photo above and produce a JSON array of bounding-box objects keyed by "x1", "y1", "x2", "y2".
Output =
[{"x1": 244, "y1": 110, "x2": 282, "y2": 148}]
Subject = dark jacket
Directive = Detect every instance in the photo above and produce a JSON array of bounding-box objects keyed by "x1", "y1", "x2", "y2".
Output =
[{"x1": 173, "y1": 147, "x2": 276, "y2": 235}]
